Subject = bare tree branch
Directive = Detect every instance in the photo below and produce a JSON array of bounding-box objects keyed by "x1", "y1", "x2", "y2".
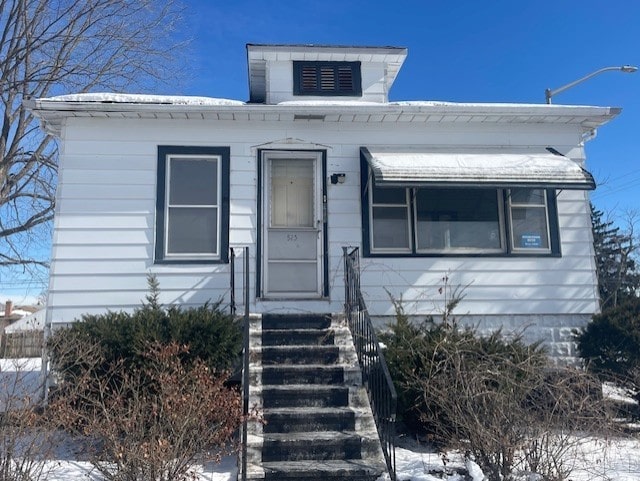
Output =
[{"x1": 0, "y1": 0, "x2": 187, "y2": 291}]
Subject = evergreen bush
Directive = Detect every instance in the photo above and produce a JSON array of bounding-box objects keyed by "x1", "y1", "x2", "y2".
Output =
[
  {"x1": 576, "y1": 297, "x2": 640, "y2": 404},
  {"x1": 48, "y1": 276, "x2": 242, "y2": 379}
]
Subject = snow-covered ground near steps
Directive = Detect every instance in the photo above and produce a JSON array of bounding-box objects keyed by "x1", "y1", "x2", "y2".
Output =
[
  {"x1": 41, "y1": 437, "x2": 640, "y2": 481},
  {"x1": 43, "y1": 456, "x2": 238, "y2": 480},
  {"x1": 3, "y1": 359, "x2": 640, "y2": 480},
  {"x1": 394, "y1": 440, "x2": 640, "y2": 481}
]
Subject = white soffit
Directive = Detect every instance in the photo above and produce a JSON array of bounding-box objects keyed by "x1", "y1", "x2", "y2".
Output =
[{"x1": 362, "y1": 147, "x2": 596, "y2": 190}]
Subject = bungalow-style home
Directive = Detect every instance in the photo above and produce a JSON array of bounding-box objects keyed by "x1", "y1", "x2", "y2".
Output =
[{"x1": 26, "y1": 44, "x2": 619, "y2": 480}]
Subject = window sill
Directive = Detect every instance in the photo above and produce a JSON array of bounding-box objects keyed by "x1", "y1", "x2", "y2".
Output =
[
  {"x1": 154, "y1": 258, "x2": 228, "y2": 265},
  {"x1": 363, "y1": 251, "x2": 560, "y2": 259}
]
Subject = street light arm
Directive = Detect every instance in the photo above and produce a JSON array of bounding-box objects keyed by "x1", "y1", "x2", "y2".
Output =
[{"x1": 545, "y1": 65, "x2": 637, "y2": 104}]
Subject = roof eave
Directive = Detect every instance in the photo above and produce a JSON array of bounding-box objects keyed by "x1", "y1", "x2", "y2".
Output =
[{"x1": 24, "y1": 99, "x2": 621, "y2": 137}]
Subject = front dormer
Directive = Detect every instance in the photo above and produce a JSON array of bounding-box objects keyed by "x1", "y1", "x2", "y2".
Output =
[{"x1": 247, "y1": 44, "x2": 407, "y2": 104}]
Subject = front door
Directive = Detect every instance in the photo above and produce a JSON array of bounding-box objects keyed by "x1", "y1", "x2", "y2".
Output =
[{"x1": 261, "y1": 151, "x2": 324, "y2": 298}]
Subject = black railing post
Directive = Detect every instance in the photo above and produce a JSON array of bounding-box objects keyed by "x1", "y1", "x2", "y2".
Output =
[
  {"x1": 230, "y1": 248, "x2": 236, "y2": 316},
  {"x1": 230, "y1": 246, "x2": 250, "y2": 481},
  {"x1": 343, "y1": 246, "x2": 397, "y2": 480},
  {"x1": 240, "y1": 246, "x2": 250, "y2": 481},
  {"x1": 244, "y1": 246, "x2": 250, "y2": 319}
]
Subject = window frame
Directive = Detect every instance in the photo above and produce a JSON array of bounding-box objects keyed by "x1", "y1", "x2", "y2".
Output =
[
  {"x1": 293, "y1": 61, "x2": 362, "y2": 97},
  {"x1": 413, "y1": 188, "x2": 507, "y2": 255},
  {"x1": 360, "y1": 158, "x2": 561, "y2": 258},
  {"x1": 155, "y1": 146, "x2": 230, "y2": 264},
  {"x1": 368, "y1": 182, "x2": 412, "y2": 254},
  {"x1": 507, "y1": 189, "x2": 552, "y2": 254}
]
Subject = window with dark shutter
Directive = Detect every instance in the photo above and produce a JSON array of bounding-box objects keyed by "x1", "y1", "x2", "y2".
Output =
[{"x1": 293, "y1": 61, "x2": 362, "y2": 96}]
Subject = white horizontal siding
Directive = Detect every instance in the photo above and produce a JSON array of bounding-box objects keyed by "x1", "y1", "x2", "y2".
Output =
[{"x1": 47, "y1": 116, "x2": 597, "y2": 325}]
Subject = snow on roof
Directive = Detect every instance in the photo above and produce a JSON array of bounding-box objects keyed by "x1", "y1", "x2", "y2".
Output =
[
  {"x1": 36, "y1": 94, "x2": 613, "y2": 113},
  {"x1": 362, "y1": 146, "x2": 595, "y2": 189},
  {"x1": 278, "y1": 100, "x2": 384, "y2": 106},
  {"x1": 45, "y1": 93, "x2": 245, "y2": 106},
  {"x1": 4, "y1": 309, "x2": 45, "y2": 333},
  {"x1": 391, "y1": 100, "x2": 604, "y2": 109}
]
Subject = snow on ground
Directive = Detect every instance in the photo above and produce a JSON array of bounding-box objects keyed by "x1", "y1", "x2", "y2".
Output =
[
  {"x1": 0, "y1": 357, "x2": 43, "y2": 411},
  {"x1": 603, "y1": 382, "x2": 637, "y2": 405},
  {"x1": 40, "y1": 437, "x2": 640, "y2": 481},
  {"x1": 1, "y1": 359, "x2": 639, "y2": 480},
  {"x1": 43, "y1": 456, "x2": 238, "y2": 481},
  {"x1": 394, "y1": 437, "x2": 640, "y2": 481}
]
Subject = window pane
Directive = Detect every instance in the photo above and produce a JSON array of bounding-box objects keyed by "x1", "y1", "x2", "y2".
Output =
[
  {"x1": 169, "y1": 157, "x2": 218, "y2": 206},
  {"x1": 372, "y1": 185, "x2": 407, "y2": 204},
  {"x1": 511, "y1": 207, "x2": 549, "y2": 249},
  {"x1": 372, "y1": 207, "x2": 410, "y2": 249},
  {"x1": 510, "y1": 188, "x2": 545, "y2": 205},
  {"x1": 416, "y1": 189, "x2": 502, "y2": 250},
  {"x1": 167, "y1": 207, "x2": 218, "y2": 254}
]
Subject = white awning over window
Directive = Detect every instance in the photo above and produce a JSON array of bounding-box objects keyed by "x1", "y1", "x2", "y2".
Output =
[{"x1": 361, "y1": 147, "x2": 595, "y2": 190}]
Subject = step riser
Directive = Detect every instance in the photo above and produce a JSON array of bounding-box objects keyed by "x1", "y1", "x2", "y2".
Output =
[
  {"x1": 262, "y1": 313, "x2": 331, "y2": 330},
  {"x1": 263, "y1": 413, "x2": 356, "y2": 433},
  {"x1": 262, "y1": 330, "x2": 335, "y2": 346},
  {"x1": 264, "y1": 472, "x2": 380, "y2": 481},
  {"x1": 262, "y1": 347, "x2": 339, "y2": 365},
  {"x1": 262, "y1": 470, "x2": 382, "y2": 481},
  {"x1": 262, "y1": 367, "x2": 344, "y2": 385},
  {"x1": 262, "y1": 388, "x2": 349, "y2": 408},
  {"x1": 262, "y1": 439, "x2": 362, "y2": 462}
]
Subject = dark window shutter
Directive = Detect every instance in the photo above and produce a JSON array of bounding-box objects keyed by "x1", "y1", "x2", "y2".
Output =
[{"x1": 294, "y1": 61, "x2": 362, "y2": 96}]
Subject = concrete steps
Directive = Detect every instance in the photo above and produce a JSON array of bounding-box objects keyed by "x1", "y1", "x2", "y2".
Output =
[{"x1": 242, "y1": 312, "x2": 389, "y2": 480}]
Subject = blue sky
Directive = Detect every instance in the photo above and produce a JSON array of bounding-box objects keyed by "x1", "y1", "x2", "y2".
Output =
[
  {"x1": 179, "y1": 0, "x2": 639, "y2": 217},
  {"x1": 3, "y1": 0, "x2": 639, "y2": 303}
]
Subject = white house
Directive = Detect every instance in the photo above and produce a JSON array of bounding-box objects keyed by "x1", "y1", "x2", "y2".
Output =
[{"x1": 27, "y1": 44, "x2": 619, "y2": 361}]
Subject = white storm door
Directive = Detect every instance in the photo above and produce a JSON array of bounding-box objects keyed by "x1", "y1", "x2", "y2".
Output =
[{"x1": 263, "y1": 152, "x2": 323, "y2": 297}]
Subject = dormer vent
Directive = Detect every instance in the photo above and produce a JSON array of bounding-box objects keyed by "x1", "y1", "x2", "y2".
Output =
[
  {"x1": 293, "y1": 61, "x2": 362, "y2": 96},
  {"x1": 247, "y1": 44, "x2": 408, "y2": 104}
]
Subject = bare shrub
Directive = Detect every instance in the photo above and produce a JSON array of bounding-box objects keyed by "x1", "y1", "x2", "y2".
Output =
[
  {"x1": 383, "y1": 289, "x2": 612, "y2": 481},
  {"x1": 49, "y1": 339, "x2": 242, "y2": 481}
]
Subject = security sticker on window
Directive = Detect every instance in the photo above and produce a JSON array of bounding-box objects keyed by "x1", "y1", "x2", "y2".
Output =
[{"x1": 521, "y1": 233, "x2": 542, "y2": 248}]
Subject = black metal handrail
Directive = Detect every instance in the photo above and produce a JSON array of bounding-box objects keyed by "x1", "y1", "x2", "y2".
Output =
[
  {"x1": 230, "y1": 246, "x2": 250, "y2": 481},
  {"x1": 343, "y1": 246, "x2": 397, "y2": 480}
]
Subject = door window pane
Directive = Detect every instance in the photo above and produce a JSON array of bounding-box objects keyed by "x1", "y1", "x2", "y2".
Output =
[
  {"x1": 270, "y1": 160, "x2": 314, "y2": 227},
  {"x1": 415, "y1": 189, "x2": 502, "y2": 251}
]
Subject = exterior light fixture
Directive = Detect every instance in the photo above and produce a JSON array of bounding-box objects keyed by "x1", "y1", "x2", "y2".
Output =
[
  {"x1": 330, "y1": 173, "x2": 346, "y2": 184},
  {"x1": 545, "y1": 65, "x2": 637, "y2": 104}
]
